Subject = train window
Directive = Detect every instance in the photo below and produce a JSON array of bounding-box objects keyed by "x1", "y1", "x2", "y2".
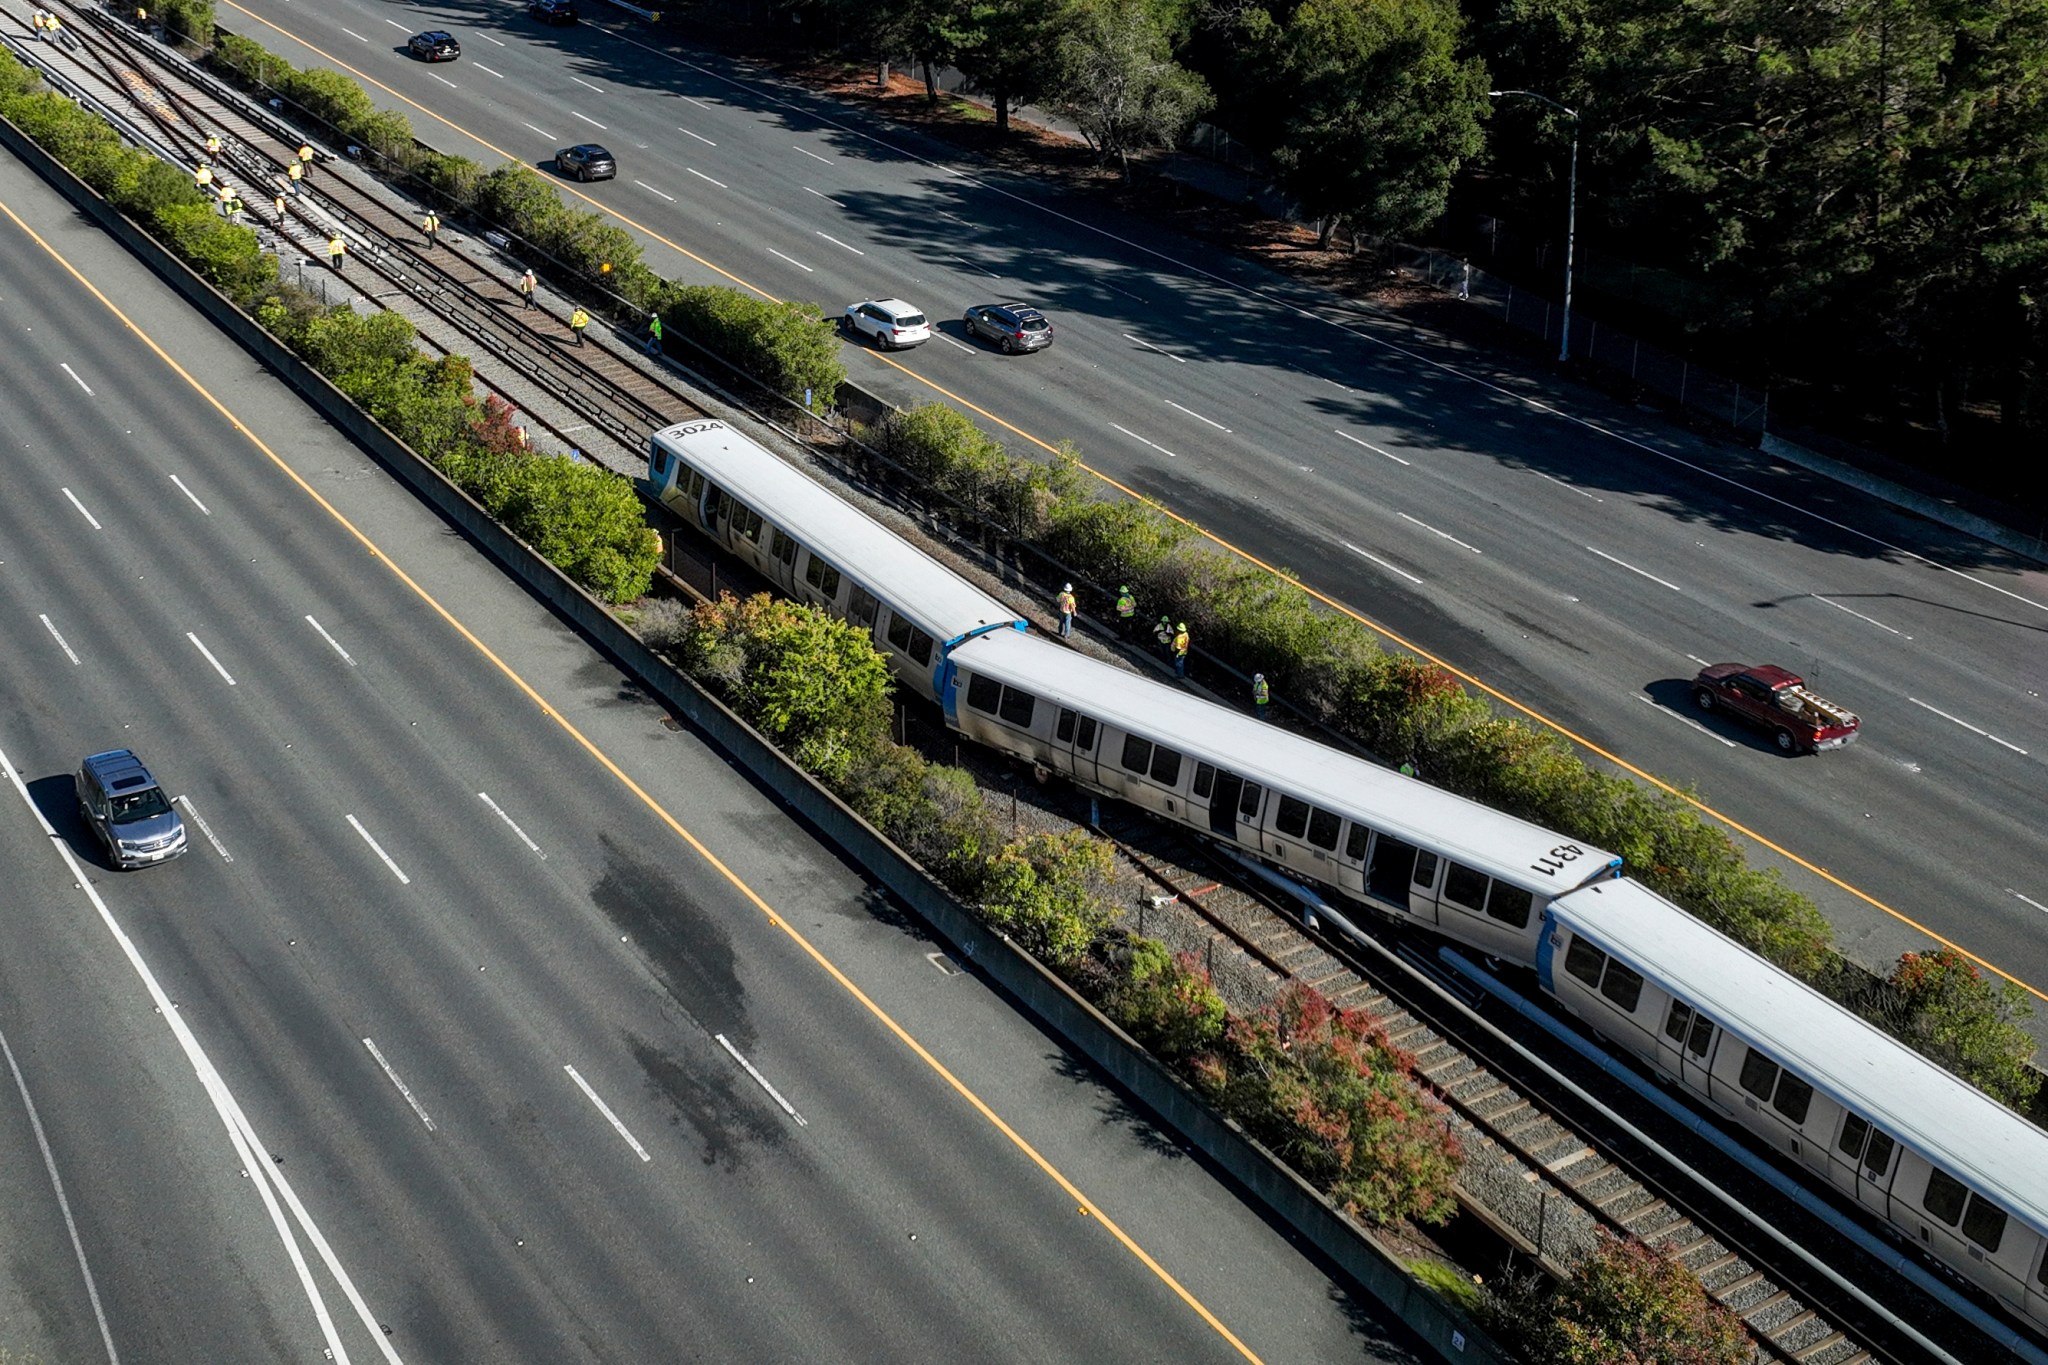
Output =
[
  {"x1": 1487, "y1": 883, "x2": 1534, "y2": 928},
  {"x1": 1837, "y1": 1113, "x2": 1871, "y2": 1160},
  {"x1": 1922, "y1": 1167, "x2": 1969, "y2": 1227},
  {"x1": 1665, "y1": 1001, "x2": 1694, "y2": 1045},
  {"x1": 848, "y1": 585, "x2": 880, "y2": 629},
  {"x1": 703, "y1": 484, "x2": 725, "y2": 528},
  {"x1": 1443, "y1": 862, "x2": 1489, "y2": 912},
  {"x1": 1862, "y1": 1130, "x2": 1895, "y2": 1180},
  {"x1": 676, "y1": 467, "x2": 704, "y2": 504},
  {"x1": 1150, "y1": 747, "x2": 1183, "y2": 786},
  {"x1": 1193, "y1": 763, "x2": 1215, "y2": 799},
  {"x1": 1772, "y1": 1072, "x2": 1814, "y2": 1125},
  {"x1": 1962, "y1": 1195, "x2": 2008, "y2": 1254},
  {"x1": 887, "y1": 614, "x2": 933, "y2": 664},
  {"x1": 1275, "y1": 795, "x2": 1311, "y2": 839},
  {"x1": 1599, "y1": 960, "x2": 1644, "y2": 1013},
  {"x1": 769, "y1": 528, "x2": 798, "y2": 565},
  {"x1": 907, "y1": 629, "x2": 933, "y2": 666},
  {"x1": 1563, "y1": 936, "x2": 1607, "y2": 988},
  {"x1": 1238, "y1": 783, "x2": 1264, "y2": 820},
  {"x1": 1307, "y1": 807, "x2": 1341, "y2": 851},
  {"x1": 803, "y1": 555, "x2": 841, "y2": 600},
  {"x1": 1738, "y1": 1048, "x2": 1780, "y2": 1101},
  {"x1": 1122, "y1": 735, "x2": 1154, "y2": 774},
  {"x1": 653, "y1": 448, "x2": 671, "y2": 480},
  {"x1": 2037, "y1": 1246, "x2": 2048, "y2": 1291},
  {"x1": 732, "y1": 504, "x2": 764, "y2": 543},
  {"x1": 1687, "y1": 1012, "x2": 1716, "y2": 1058},
  {"x1": 1057, "y1": 709, "x2": 1077, "y2": 743},
  {"x1": 1076, "y1": 717, "x2": 1097, "y2": 752},
  {"x1": 998, "y1": 686, "x2": 1037, "y2": 728},
  {"x1": 966, "y1": 673, "x2": 1002, "y2": 715},
  {"x1": 1346, "y1": 823, "x2": 1370, "y2": 862}
]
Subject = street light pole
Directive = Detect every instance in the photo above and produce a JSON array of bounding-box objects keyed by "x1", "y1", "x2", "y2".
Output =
[{"x1": 1489, "y1": 90, "x2": 1580, "y2": 363}]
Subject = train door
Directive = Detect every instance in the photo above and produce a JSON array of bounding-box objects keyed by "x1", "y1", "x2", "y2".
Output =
[
  {"x1": 1364, "y1": 834, "x2": 1439, "y2": 925},
  {"x1": 1830, "y1": 1111, "x2": 1900, "y2": 1220},
  {"x1": 1658, "y1": 1000, "x2": 1719, "y2": 1097},
  {"x1": 1208, "y1": 769, "x2": 1244, "y2": 839},
  {"x1": 1235, "y1": 781, "x2": 1265, "y2": 848},
  {"x1": 1052, "y1": 708, "x2": 1101, "y2": 787}
]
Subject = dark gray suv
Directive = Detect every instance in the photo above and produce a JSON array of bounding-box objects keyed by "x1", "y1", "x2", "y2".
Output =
[
  {"x1": 964, "y1": 303, "x2": 1053, "y2": 354},
  {"x1": 77, "y1": 749, "x2": 187, "y2": 869},
  {"x1": 554, "y1": 144, "x2": 615, "y2": 181}
]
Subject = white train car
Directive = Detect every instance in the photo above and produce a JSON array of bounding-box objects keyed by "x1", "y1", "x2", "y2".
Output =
[
  {"x1": 648, "y1": 420, "x2": 1027, "y2": 700},
  {"x1": 1543, "y1": 878, "x2": 2048, "y2": 1327},
  {"x1": 943, "y1": 629, "x2": 1620, "y2": 957}
]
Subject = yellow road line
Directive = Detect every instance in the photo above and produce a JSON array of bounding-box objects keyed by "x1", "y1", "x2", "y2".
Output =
[{"x1": 0, "y1": 191, "x2": 1264, "y2": 1362}]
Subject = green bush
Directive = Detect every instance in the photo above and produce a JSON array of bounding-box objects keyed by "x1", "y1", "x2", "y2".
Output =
[
  {"x1": 978, "y1": 830, "x2": 1119, "y2": 970},
  {"x1": 666, "y1": 285, "x2": 845, "y2": 408},
  {"x1": 279, "y1": 67, "x2": 380, "y2": 136},
  {"x1": 1868, "y1": 949, "x2": 2039, "y2": 1108},
  {"x1": 1194, "y1": 983, "x2": 1462, "y2": 1225},
  {"x1": 1479, "y1": 1233, "x2": 1748, "y2": 1365},
  {"x1": 156, "y1": 0, "x2": 216, "y2": 46},
  {"x1": 208, "y1": 32, "x2": 296, "y2": 92},
  {"x1": 1108, "y1": 937, "x2": 1227, "y2": 1059},
  {"x1": 494, "y1": 456, "x2": 661, "y2": 605}
]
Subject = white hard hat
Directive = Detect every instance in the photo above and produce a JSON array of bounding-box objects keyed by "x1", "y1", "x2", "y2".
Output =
[{"x1": 1063, "y1": 583, "x2": 1072, "y2": 592}]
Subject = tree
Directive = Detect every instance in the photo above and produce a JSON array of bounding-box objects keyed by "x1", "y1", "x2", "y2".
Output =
[
  {"x1": 821, "y1": 0, "x2": 979, "y2": 105},
  {"x1": 1051, "y1": 0, "x2": 1213, "y2": 176},
  {"x1": 1872, "y1": 948, "x2": 2040, "y2": 1108},
  {"x1": 953, "y1": 0, "x2": 1074, "y2": 133},
  {"x1": 1233, "y1": 0, "x2": 1490, "y2": 246}
]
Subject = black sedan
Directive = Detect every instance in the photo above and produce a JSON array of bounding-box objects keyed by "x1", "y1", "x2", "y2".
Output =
[
  {"x1": 530, "y1": 0, "x2": 578, "y2": 22},
  {"x1": 408, "y1": 30, "x2": 461, "y2": 62},
  {"x1": 554, "y1": 144, "x2": 616, "y2": 181}
]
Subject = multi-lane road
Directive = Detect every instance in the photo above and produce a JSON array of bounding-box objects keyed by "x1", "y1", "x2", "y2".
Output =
[
  {"x1": 212, "y1": 0, "x2": 2048, "y2": 1007},
  {"x1": 0, "y1": 147, "x2": 1408, "y2": 1361}
]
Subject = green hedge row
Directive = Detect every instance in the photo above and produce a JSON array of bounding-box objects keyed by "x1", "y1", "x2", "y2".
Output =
[
  {"x1": 202, "y1": 30, "x2": 845, "y2": 411},
  {"x1": 868, "y1": 404, "x2": 2040, "y2": 1108},
  {"x1": 0, "y1": 52, "x2": 657, "y2": 604},
  {"x1": 667, "y1": 590, "x2": 1464, "y2": 1226}
]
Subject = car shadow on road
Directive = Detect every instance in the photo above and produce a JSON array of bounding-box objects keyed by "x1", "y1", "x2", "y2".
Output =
[
  {"x1": 22, "y1": 772, "x2": 105, "y2": 868},
  {"x1": 1642, "y1": 677, "x2": 1789, "y2": 757}
]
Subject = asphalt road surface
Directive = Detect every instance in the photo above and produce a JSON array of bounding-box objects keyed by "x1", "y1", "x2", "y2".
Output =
[
  {"x1": 0, "y1": 146, "x2": 1413, "y2": 1363},
  {"x1": 216, "y1": 0, "x2": 2048, "y2": 1016}
]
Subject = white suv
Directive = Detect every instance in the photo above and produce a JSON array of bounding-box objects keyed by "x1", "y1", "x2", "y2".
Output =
[{"x1": 844, "y1": 299, "x2": 931, "y2": 350}]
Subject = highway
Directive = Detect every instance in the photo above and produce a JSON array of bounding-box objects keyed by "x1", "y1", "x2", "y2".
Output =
[
  {"x1": 0, "y1": 146, "x2": 1404, "y2": 1361},
  {"x1": 212, "y1": 0, "x2": 2048, "y2": 1007}
]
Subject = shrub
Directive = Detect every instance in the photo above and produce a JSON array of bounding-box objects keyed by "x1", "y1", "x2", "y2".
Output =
[
  {"x1": 629, "y1": 598, "x2": 692, "y2": 652},
  {"x1": 978, "y1": 830, "x2": 1119, "y2": 970},
  {"x1": 156, "y1": 0, "x2": 216, "y2": 46},
  {"x1": 493, "y1": 456, "x2": 660, "y2": 605},
  {"x1": 1197, "y1": 984, "x2": 1461, "y2": 1225},
  {"x1": 1870, "y1": 949, "x2": 2039, "y2": 1108},
  {"x1": 279, "y1": 67, "x2": 380, "y2": 135},
  {"x1": 1481, "y1": 1233, "x2": 1748, "y2": 1365},
  {"x1": 680, "y1": 593, "x2": 892, "y2": 781},
  {"x1": 1108, "y1": 937, "x2": 1226, "y2": 1059},
  {"x1": 666, "y1": 285, "x2": 845, "y2": 407},
  {"x1": 208, "y1": 33, "x2": 297, "y2": 94}
]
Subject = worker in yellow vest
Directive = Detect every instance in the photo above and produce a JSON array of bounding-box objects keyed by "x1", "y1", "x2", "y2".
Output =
[
  {"x1": 421, "y1": 211, "x2": 440, "y2": 247},
  {"x1": 195, "y1": 164, "x2": 213, "y2": 190},
  {"x1": 569, "y1": 307, "x2": 589, "y2": 346},
  {"x1": 1172, "y1": 623, "x2": 1190, "y2": 677},
  {"x1": 1055, "y1": 584, "x2": 1077, "y2": 639},
  {"x1": 204, "y1": 134, "x2": 222, "y2": 162},
  {"x1": 327, "y1": 234, "x2": 347, "y2": 273}
]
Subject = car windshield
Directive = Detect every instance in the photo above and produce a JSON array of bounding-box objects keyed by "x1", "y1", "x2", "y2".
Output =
[
  {"x1": 1019, "y1": 317, "x2": 1049, "y2": 331},
  {"x1": 110, "y1": 788, "x2": 173, "y2": 823},
  {"x1": 896, "y1": 313, "x2": 927, "y2": 327}
]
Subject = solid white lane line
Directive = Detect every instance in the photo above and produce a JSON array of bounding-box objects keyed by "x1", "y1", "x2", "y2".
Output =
[
  {"x1": 472, "y1": 62, "x2": 504, "y2": 78},
  {"x1": 803, "y1": 186, "x2": 842, "y2": 207},
  {"x1": 685, "y1": 168, "x2": 725, "y2": 188},
  {"x1": 1813, "y1": 594, "x2": 1911, "y2": 639},
  {"x1": 347, "y1": 815, "x2": 411, "y2": 884},
  {"x1": 60, "y1": 362, "x2": 93, "y2": 394},
  {"x1": 1907, "y1": 697, "x2": 2029, "y2": 754},
  {"x1": 1401, "y1": 512, "x2": 1483, "y2": 553},
  {"x1": 1110, "y1": 423, "x2": 1182, "y2": 460},
  {"x1": 305, "y1": 615, "x2": 356, "y2": 666},
  {"x1": 636, "y1": 179, "x2": 675, "y2": 201},
  {"x1": 792, "y1": 145, "x2": 832, "y2": 164},
  {"x1": 768, "y1": 248, "x2": 813, "y2": 272},
  {"x1": 478, "y1": 791, "x2": 545, "y2": 858},
  {"x1": 1342, "y1": 541, "x2": 1424, "y2": 585},
  {"x1": 186, "y1": 632, "x2": 237, "y2": 685},
  {"x1": 571, "y1": 111, "x2": 607, "y2": 129},
  {"x1": 1639, "y1": 694, "x2": 1737, "y2": 747},
  {"x1": 564, "y1": 1065, "x2": 651, "y2": 1161},
  {"x1": 39, "y1": 614, "x2": 80, "y2": 665},
  {"x1": 1335, "y1": 430, "x2": 1409, "y2": 465},
  {"x1": 1535, "y1": 470, "x2": 1601, "y2": 501},
  {"x1": 0, "y1": 745, "x2": 398, "y2": 1365},
  {"x1": 174, "y1": 795, "x2": 232, "y2": 862},
  {"x1": 815, "y1": 231, "x2": 864, "y2": 256},
  {"x1": 169, "y1": 474, "x2": 210, "y2": 513},
  {"x1": 62, "y1": 487, "x2": 102, "y2": 530},
  {"x1": 523, "y1": 122, "x2": 555, "y2": 140},
  {"x1": 1585, "y1": 544, "x2": 1679, "y2": 591},
  {"x1": 1122, "y1": 333, "x2": 1186, "y2": 363},
  {"x1": 362, "y1": 1039, "x2": 436, "y2": 1132},
  {"x1": 1166, "y1": 400, "x2": 1230, "y2": 433},
  {"x1": 716, "y1": 1034, "x2": 808, "y2": 1127},
  {"x1": 571, "y1": 76, "x2": 604, "y2": 93},
  {"x1": 0, "y1": 1024, "x2": 121, "y2": 1365},
  {"x1": 678, "y1": 126, "x2": 716, "y2": 145},
  {"x1": 2009, "y1": 888, "x2": 2048, "y2": 915}
]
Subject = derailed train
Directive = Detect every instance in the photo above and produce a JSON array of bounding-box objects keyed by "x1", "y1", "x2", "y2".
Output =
[{"x1": 650, "y1": 419, "x2": 2048, "y2": 1335}]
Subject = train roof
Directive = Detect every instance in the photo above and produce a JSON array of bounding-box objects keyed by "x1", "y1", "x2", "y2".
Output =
[
  {"x1": 955, "y1": 630, "x2": 1617, "y2": 894},
  {"x1": 1549, "y1": 879, "x2": 2048, "y2": 1236},
  {"x1": 651, "y1": 421, "x2": 1025, "y2": 640}
]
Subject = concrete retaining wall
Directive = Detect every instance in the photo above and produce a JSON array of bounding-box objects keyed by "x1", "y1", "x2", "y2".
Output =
[{"x1": 1, "y1": 110, "x2": 1506, "y2": 1363}]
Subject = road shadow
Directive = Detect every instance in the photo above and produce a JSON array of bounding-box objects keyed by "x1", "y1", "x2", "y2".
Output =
[{"x1": 1642, "y1": 677, "x2": 1792, "y2": 757}]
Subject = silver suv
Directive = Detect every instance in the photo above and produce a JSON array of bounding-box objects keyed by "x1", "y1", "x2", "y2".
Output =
[
  {"x1": 964, "y1": 303, "x2": 1053, "y2": 353},
  {"x1": 77, "y1": 749, "x2": 187, "y2": 869}
]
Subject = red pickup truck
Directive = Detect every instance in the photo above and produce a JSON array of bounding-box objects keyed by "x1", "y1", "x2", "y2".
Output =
[{"x1": 1692, "y1": 664, "x2": 1861, "y2": 753}]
